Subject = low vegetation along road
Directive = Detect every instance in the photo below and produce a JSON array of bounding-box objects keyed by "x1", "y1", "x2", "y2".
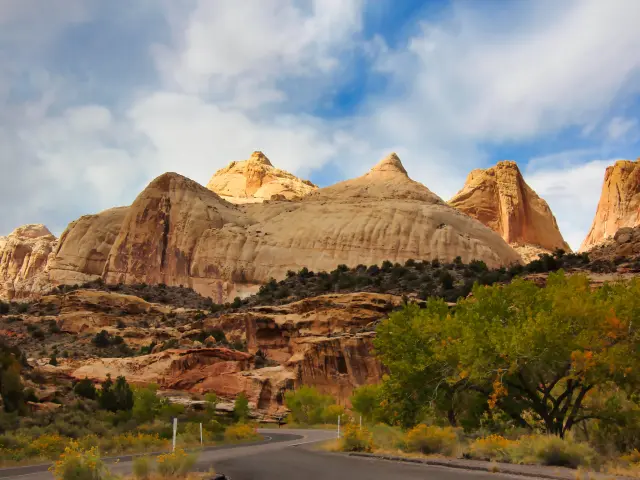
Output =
[{"x1": 0, "y1": 428, "x2": 526, "y2": 480}]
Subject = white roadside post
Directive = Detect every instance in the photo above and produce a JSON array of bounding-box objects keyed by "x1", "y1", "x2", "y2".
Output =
[
  {"x1": 337, "y1": 415, "x2": 341, "y2": 438},
  {"x1": 172, "y1": 417, "x2": 178, "y2": 452},
  {"x1": 200, "y1": 422, "x2": 203, "y2": 446}
]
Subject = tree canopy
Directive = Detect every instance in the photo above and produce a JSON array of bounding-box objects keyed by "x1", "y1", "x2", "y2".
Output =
[{"x1": 374, "y1": 272, "x2": 640, "y2": 436}]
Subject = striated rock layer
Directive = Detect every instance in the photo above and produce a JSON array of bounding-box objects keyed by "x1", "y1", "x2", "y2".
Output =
[
  {"x1": 58, "y1": 292, "x2": 398, "y2": 412},
  {"x1": 580, "y1": 159, "x2": 640, "y2": 252},
  {"x1": 2, "y1": 153, "x2": 522, "y2": 302},
  {"x1": 206, "y1": 151, "x2": 317, "y2": 203},
  {"x1": 449, "y1": 161, "x2": 570, "y2": 257},
  {"x1": 0, "y1": 225, "x2": 57, "y2": 300}
]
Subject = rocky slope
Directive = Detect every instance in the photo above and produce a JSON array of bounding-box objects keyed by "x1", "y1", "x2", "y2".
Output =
[
  {"x1": 580, "y1": 159, "x2": 640, "y2": 252},
  {"x1": 7, "y1": 288, "x2": 399, "y2": 414},
  {"x1": 0, "y1": 225, "x2": 57, "y2": 300},
  {"x1": 1, "y1": 153, "x2": 521, "y2": 302},
  {"x1": 206, "y1": 151, "x2": 317, "y2": 203},
  {"x1": 449, "y1": 161, "x2": 570, "y2": 262}
]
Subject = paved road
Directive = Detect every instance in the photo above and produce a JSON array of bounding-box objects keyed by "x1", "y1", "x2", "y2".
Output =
[
  {"x1": 0, "y1": 429, "x2": 527, "y2": 480},
  {"x1": 0, "y1": 430, "x2": 323, "y2": 479},
  {"x1": 211, "y1": 442, "x2": 528, "y2": 480}
]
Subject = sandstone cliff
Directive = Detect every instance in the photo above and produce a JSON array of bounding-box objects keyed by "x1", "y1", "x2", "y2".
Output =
[
  {"x1": 580, "y1": 159, "x2": 640, "y2": 252},
  {"x1": 48, "y1": 207, "x2": 129, "y2": 286},
  {"x1": 206, "y1": 151, "x2": 317, "y2": 203},
  {"x1": 449, "y1": 161, "x2": 570, "y2": 261},
  {"x1": 3, "y1": 153, "x2": 521, "y2": 301},
  {"x1": 0, "y1": 225, "x2": 57, "y2": 300},
  {"x1": 14, "y1": 289, "x2": 398, "y2": 413}
]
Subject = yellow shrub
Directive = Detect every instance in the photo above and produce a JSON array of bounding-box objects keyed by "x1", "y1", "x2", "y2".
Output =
[
  {"x1": 224, "y1": 424, "x2": 259, "y2": 442},
  {"x1": 404, "y1": 425, "x2": 458, "y2": 456},
  {"x1": 49, "y1": 443, "x2": 109, "y2": 480},
  {"x1": 156, "y1": 448, "x2": 197, "y2": 477},
  {"x1": 28, "y1": 434, "x2": 68, "y2": 460},
  {"x1": 468, "y1": 434, "x2": 516, "y2": 462},
  {"x1": 621, "y1": 449, "x2": 640, "y2": 465},
  {"x1": 340, "y1": 423, "x2": 373, "y2": 452}
]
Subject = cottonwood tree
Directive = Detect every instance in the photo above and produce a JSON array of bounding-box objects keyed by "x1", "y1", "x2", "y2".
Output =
[{"x1": 375, "y1": 272, "x2": 640, "y2": 437}]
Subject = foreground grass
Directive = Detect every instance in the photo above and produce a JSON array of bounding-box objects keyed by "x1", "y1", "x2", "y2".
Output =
[
  {"x1": 0, "y1": 425, "x2": 261, "y2": 468},
  {"x1": 327, "y1": 423, "x2": 640, "y2": 476}
]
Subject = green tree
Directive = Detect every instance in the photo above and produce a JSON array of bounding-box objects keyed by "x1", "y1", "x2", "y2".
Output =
[
  {"x1": 49, "y1": 354, "x2": 58, "y2": 366},
  {"x1": 0, "y1": 369, "x2": 25, "y2": 413},
  {"x1": 0, "y1": 343, "x2": 25, "y2": 413},
  {"x1": 74, "y1": 378, "x2": 97, "y2": 400},
  {"x1": 350, "y1": 384, "x2": 382, "y2": 423},
  {"x1": 284, "y1": 386, "x2": 333, "y2": 425},
  {"x1": 132, "y1": 384, "x2": 161, "y2": 423},
  {"x1": 233, "y1": 392, "x2": 250, "y2": 423},
  {"x1": 114, "y1": 375, "x2": 134, "y2": 411},
  {"x1": 99, "y1": 375, "x2": 117, "y2": 411},
  {"x1": 374, "y1": 272, "x2": 640, "y2": 437},
  {"x1": 205, "y1": 393, "x2": 218, "y2": 416}
]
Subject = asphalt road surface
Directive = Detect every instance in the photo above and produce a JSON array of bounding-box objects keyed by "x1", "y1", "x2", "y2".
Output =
[{"x1": 0, "y1": 429, "x2": 527, "y2": 480}]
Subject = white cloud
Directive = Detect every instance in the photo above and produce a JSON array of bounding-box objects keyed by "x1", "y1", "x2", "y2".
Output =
[
  {"x1": 525, "y1": 154, "x2": 616, "y2": 251},
  {"x1": 607, "y1": 116, "x2": 638, "y2": 141},
  {"x1": 372, "y1": 0, "x2": 640, "y2": 143},
  {"x1": 2, "y1": 0, "x2": 640, "y2": 251}
]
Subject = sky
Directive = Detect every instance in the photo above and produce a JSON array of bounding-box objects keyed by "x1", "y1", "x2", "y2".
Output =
[{"x1": 1, "y1": 0, "x2": 640, "y2": 251}]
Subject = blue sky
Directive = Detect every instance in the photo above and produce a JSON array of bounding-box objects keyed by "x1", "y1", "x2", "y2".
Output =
[{"x1": 1, "y1": 0, "x2": 640, "y2": 250}]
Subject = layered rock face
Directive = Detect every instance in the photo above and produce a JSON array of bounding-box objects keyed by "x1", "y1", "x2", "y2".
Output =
[
  {"x1": 580, "y1": 159, "x2": 640, "y2": 252},
  {"x1": 3, "y1": 153, "x2": 521, "y2": 301},
  {"x1": 449, "y1": 161, "x2": 570, "y2": 261},
  {"x1": 29, "y1": 290, "x2": 398, "y2": 412},
  {"x1": 206, "y1": 151, "x2": 317, "y2": 203},
  {"x1": 0, "y1": 225, "x2": 57, "y2": 300}
]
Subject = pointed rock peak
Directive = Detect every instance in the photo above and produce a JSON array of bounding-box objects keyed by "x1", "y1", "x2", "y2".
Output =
[
  {"x1": 248, "y1": 151, "x2": 273, "y2": 167},
  {"x1": 495, "y1": 160, "x2": 521, "y2": 171},
  {"x1": 369, "y1": 153, "x2": 408, "y2": 176}
]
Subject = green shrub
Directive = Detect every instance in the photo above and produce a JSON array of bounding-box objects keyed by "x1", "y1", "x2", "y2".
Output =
[
  {"x1": 369, "y1": 424, "x2": 405, "y2": 450},
  {"x1": 512, "y1": 435, "x2": 598, "y2": 469},
  {"x1": 322, "y1": 404, "x2": 347, "y2": 424},
  {"x1": 285, "y1": 386, "x2": 333, "y2": 424},
  {"x1": 74, "y1": 378, "x2": 97, "y2": 400},
  {"x1": 340, "y1": 424, "x2": 372, "y2": 452},
  {"x1": 404, "y1": 425, "x2": 458, "y2": 456},
  {"x1": 132, "y1": 456, "x2": 151, "y2": 479},
  {"x1": 233, "y1": 392, "x2": 250, "y2": 423}
]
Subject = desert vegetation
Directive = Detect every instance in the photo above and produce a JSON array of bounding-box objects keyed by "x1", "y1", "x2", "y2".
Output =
[
  {"x1": 286, "y1": 272, "x2": 640, "y2": 473},
  {"x1": 0, "y1": 364, "x2": 259, "y2": 467}
]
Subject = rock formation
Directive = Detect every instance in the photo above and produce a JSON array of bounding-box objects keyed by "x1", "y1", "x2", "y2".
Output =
[
  {"x1": 449, "y1": 161, "x2": 570, "y2": 261},
  {"x1": 580, "y1": 159, "x2": 640, "y2": 252},
  {"x1": 0, "y1": 225, "x2": 57, "y2": 300},
  {"x1": 206, "y1": 151, "x2": 317, "y2": 203},
  {"x1": 19, "y1": 289, "x2": 399, "y2": 412},
  {"x1": 2, "y1": 153, "x2": 522, "y2": 302},
  {"x1": 48, "y1": 207, "x2": 129, "y2": 286}
]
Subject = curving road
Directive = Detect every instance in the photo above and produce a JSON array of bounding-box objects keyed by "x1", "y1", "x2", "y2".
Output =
[{"x1": 0, "y1": 429, "x2": 525, "y2": 480}]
